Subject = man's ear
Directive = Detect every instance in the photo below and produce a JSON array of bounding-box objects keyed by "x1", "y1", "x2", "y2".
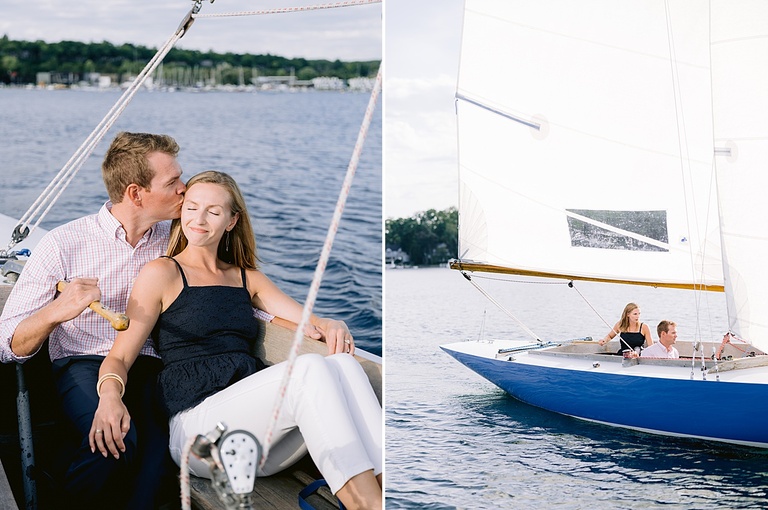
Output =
[{"x1": 125, "y1": 184, "x2": 142, "y2": 206}]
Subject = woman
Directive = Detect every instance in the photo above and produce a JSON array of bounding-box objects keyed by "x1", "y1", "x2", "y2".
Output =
[
  {"x1": 598, "y1": 302, "x2": 653, "y2": 354},
  {"x1": 89, "y1": 171, "x2": 382, "y2": 509}
]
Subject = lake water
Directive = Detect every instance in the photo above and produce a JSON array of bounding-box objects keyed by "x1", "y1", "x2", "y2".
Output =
[
  {"x1": 0, "y1": 88, "x2": 381, "y2": 355},
  {"x1": 385, "y1": 267, "x2": 768, "y2": 509}
]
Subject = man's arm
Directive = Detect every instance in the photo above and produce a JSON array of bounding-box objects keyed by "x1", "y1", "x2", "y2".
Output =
[
  {"x1": 9, "y1": 278, "x2": 101, "y2": 358},
  {"x1": 0, "y1": 233, "x2": 98, "y2": 362}
]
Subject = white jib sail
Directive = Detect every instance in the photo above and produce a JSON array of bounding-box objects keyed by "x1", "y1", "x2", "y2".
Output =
[
  {"x1": 711, "y1": 0, "x2": 768, "y2": 350},
  {"x1": 456, "y1": 0, "x2": 723, "y2": 289}
]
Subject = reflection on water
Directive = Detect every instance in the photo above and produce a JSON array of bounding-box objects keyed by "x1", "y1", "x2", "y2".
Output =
[{"x1": 386, "y1": 268, "x2": 767, "y2": 509}]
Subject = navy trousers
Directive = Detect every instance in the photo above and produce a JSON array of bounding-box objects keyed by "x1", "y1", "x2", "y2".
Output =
[{"x1": 52, "y1": 355, "x2": 178, "y2": 509}]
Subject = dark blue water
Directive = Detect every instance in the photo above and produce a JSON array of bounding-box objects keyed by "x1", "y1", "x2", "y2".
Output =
[
  {"x1": 0, "y1": 88, "x2": 381, "y2": 355},
  {"x1": 386, "y1": 268, "x2": 768, "y2": 509}
]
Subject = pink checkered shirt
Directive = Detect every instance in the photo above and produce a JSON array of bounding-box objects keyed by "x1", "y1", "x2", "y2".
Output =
[{"x1": 0, "y1": 203, "x2": 169, "y2": 362}]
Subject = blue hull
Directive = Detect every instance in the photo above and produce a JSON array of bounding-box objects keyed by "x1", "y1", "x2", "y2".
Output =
[{"x1": 442, "y1": 346, "x2": 768, "y2": 447}]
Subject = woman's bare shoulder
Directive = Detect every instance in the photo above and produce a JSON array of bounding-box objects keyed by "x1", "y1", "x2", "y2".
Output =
[
  {"x1": 137, "y1": 257, "x2": 179, "y2": 284},
  {"x1": 244, "y1": 267, "x2": 269, "y2": 282}
]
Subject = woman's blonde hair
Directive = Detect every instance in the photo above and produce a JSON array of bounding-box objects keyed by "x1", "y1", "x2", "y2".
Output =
[
  {"x1": 618, "y1": 302, "x2": 639, "y2": 332},
  {"x1": 167, "y1": 171, "x2": 258, "y2": 269}
]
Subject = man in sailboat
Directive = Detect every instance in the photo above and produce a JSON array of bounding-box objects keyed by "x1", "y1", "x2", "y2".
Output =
[
  {"x1": 0, "y1": 132, "x2": 185, "y2": 508},
  {"x1": 641, "y1": 321, "x2": 680, "y2": 359}
]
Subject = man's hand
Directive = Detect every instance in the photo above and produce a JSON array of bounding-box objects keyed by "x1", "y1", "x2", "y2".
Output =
[{"x1": 52, "y1": 277, "x2": 101, "y2": 323}]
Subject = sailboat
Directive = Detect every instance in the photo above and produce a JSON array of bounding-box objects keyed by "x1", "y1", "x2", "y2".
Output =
[{"x1": 441, "y1": 0, "x2": 768, "y2": 448}]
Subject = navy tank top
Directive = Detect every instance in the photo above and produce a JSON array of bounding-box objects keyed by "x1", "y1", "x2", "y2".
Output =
[
  {"x1": 152, "y1": 257, "x2": 265, "y2": 416},
  {"x1": 616, "y1": 324, "x2": 646, "y2": 353}
]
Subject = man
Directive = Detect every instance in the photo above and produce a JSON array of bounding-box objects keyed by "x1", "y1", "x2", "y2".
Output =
[
  {"x1": 0, "y1": 132, "x2": 186, "y2": 508},
  {"x1": 641, "y1": 320, "x2": 680, "y2": 359}
]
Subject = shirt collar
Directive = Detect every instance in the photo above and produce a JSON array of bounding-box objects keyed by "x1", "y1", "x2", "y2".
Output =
[{"x1": 98, "y1": 201, "x2": 155, "y2": 244}]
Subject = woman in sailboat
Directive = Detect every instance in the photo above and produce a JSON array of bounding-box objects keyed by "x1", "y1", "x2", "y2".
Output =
[
  {"x1": 87, "y1": 171, "x2": 382, "y2": 509},
  {"x1": 598, "y1": 302, "x2": 653, "y2": 354}
]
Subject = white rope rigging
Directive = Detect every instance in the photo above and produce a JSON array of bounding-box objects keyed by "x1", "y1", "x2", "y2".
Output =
[
  {"x1": 460, "y1": 271, "x2": 543, "y2": 342},
  {"x1": 180, "y1": 437, "x2": 195, "y2": 510},
  {"x1": 192, "y1": 0, "x2": 381, "y2": 18},
  {"x1": 259, "y1": 64, "x2": 381, "y2": 469},
  {"x1": 5, "y1": 12, "x2": 194, "y2": 252}
]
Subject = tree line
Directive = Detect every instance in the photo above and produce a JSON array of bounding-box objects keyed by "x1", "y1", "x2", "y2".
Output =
[
  {"x1": 385, "y1": 207, "x2": 458, "y2": 267},
  {"x1": 0, "y1": 36, "x2": 380, "y2": 85}
]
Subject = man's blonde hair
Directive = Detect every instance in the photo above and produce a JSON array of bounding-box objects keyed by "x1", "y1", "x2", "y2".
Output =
[
  {"x1": 102, "y1": 132, "x2": 180, "y2": 203},
  {"x1": 657, "y1": 320, "x2": 676, "y2": 338}
]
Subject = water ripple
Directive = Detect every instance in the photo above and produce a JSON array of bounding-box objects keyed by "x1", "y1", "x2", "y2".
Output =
[
  {"x1": 0, "y1": 89, "x2": 381, "y2": 355},
  {"x1": 386, "y1": 268, "x2": 768, "y2": 509}
]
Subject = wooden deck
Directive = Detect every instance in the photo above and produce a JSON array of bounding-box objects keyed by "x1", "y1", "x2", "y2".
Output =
[{"x1": 189, "y1": 455, "x2": 339, "y2": 510}]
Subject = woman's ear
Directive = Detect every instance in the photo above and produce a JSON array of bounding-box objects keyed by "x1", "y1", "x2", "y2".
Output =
[{"x1": 228, "y1": 212, "x2": 240, "y2": 231}]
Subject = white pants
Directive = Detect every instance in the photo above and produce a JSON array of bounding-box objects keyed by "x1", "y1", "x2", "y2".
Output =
[{"x1": 169, "y1": 353, "x2": 382, "y2": 494}]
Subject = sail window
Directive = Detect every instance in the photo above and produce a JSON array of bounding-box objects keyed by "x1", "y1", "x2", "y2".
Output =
[{"x1": 566, "y1": 209, "x2": 668, "y2": 252}]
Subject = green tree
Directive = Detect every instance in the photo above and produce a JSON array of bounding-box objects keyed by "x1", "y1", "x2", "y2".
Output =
[
  {"x1": 0, "y1": 38, "x2": 380, "y2": 85},
  {"x1": 386, "y1": 207, "x2": 458, "y2": 266},
  {"x1": 297, "y1": 66, "x2": 318, "y2": 81}
]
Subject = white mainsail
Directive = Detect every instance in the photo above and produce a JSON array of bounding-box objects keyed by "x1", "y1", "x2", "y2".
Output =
[
  {"x1": 456, "y1": 0, "x2": 722, "y2": 289},
  {"x1": 711, "y1": 0, "x2": 768, "y2": 350}
]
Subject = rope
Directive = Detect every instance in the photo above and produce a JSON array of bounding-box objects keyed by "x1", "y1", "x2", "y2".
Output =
[
  {"x1": 567, "y1": 282, "x2": 613, "y2": 331},
  {"x1": 566, "y1": 281, "x2": 637, "y2": 351},
  {"x1": 193, "y1": 0, "x2": 381, "y2": 18},
  {"x1": 259, "y1": 65, "x2": 382, "y2": 469},
  {"x1": 180, "y1": 436, "x2": 195, "y2": 510},
  {"x1": 6, "y1": 17, "x2": 191, "y2": 251},
  {"x1": 460, "y1": 271, "x2": 542, "y2": 342},
  {"x1": 470, "y1": 274, "x2": 566, "y2": 285}
]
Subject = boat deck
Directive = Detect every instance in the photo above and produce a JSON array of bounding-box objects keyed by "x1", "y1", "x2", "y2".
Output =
[{"x1": 189, "y1": 457, "x2": 339, "y2": 510}]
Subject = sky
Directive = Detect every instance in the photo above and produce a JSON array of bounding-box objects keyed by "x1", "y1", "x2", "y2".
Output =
[
  {"x1": 384, "y1": 0, "x2": 464, "y2": 219},
  {"x1": 2, "y1": 0, "x2": 462, "y2": 220},
  {"x1": 1, "y1": 0, "x2": 381, "y2": 61}
]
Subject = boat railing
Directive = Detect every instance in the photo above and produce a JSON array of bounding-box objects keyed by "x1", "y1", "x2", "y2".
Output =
[{"x1": 528, "y1": 342, "x2": 768, "y2": 371}]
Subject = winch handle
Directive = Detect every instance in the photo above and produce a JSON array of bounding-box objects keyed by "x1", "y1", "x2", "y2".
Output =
[{"x1": 56, "y1": 281, "x2": 130, "y2": 331}]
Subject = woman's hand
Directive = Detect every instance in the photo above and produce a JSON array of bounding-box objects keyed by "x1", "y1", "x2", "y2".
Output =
[
  {"x1": 314, "y1": 319, "x2": 355, "y2": 355},
  {"x1": 89, "y1": 394, "x2": 131, "y2": 459}
]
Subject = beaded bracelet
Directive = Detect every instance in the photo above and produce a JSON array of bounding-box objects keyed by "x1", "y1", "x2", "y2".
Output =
[{"x1": 96, "y1": 373, "x2": 126, "y2": 398}]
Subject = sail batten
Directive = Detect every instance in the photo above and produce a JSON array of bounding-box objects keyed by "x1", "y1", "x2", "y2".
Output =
[{"x1": 456, "y1": 93, "x2": 541, "y2": 129}]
